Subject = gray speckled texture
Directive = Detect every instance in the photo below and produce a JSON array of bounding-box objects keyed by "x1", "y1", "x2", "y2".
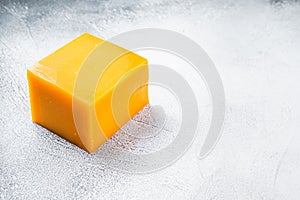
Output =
[{"x1": 1, "y1": 0, "x2": 300, "y2": 199}]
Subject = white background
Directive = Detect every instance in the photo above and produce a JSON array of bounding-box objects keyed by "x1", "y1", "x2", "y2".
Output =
[{"x1": 0, "y1": 0, "x2": 300, "y2": 199}]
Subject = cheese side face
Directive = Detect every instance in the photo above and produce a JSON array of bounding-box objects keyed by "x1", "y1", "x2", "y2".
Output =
[{"x1": 27, "y1": 33, "x2": 149, "y2": 153}]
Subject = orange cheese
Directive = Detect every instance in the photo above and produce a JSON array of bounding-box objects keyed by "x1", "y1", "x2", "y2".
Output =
[{"x1": 27, "y1": 33, "x2": 149, "y2": 153}]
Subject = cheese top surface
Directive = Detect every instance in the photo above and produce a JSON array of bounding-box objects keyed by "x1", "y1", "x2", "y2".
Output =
[{"x1": 29, "y1": 33, "x2": 147, "y2": 102}]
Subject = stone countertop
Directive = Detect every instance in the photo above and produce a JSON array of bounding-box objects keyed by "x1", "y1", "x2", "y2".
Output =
[{"x1": 1, "y1": 0, "x2": 300, "y2": 199}]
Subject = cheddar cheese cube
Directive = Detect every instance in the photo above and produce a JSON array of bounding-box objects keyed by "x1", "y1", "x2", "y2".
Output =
[{"x1": 27, "y1": 33, "x2": 148, "y2": 153}]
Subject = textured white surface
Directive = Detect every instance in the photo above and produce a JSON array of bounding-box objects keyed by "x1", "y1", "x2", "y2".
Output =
[{"x1": 1, "y1": 0, "x2": 300, "y2": 199}]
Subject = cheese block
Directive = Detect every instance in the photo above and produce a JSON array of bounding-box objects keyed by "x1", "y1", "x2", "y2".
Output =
[{"x1": 27, "y1": 33, "x2": 149, "y2": 153}]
